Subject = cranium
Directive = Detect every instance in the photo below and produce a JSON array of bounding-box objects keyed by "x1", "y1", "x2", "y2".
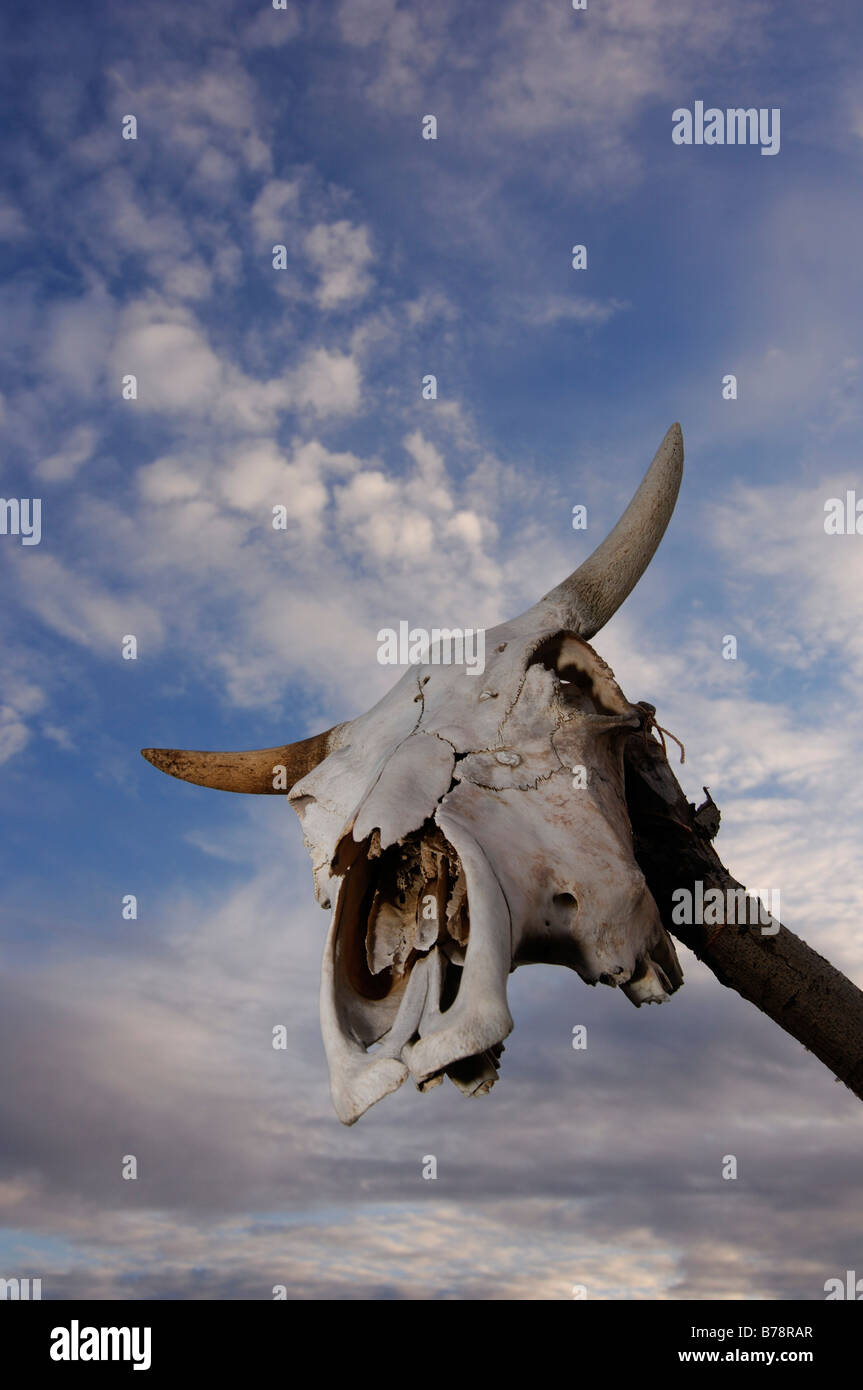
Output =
[{"x1": 143, "y1": 424, "x2": 685, "y2": 1123}]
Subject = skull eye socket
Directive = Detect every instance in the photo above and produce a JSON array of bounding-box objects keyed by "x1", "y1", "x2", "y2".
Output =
[{"x1": 529, "y1": 632, "x2": 634, "y2": 718}]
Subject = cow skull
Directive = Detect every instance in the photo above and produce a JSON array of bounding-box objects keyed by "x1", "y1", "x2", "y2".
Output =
[{"x1": 143, "y1": 424, "x2": 685, "y2": 1123}]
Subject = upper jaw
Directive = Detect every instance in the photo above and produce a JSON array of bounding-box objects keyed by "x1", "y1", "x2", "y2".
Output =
[{"x1": 320, "y1": 811, "x2": 515, "y2": 1125}]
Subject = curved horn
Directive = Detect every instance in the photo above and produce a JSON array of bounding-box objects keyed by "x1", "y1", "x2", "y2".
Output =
[
  {"x1": 141, "y1": 723, "x2": 348, "y2": 794},
  {"x1": 540, "y1": 422, "x2": 683, "y2": 639}
]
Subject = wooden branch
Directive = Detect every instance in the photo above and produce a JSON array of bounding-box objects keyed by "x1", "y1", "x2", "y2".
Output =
[{"x1": 624, "y1": 732, "x2": 863, "y2": 1103}]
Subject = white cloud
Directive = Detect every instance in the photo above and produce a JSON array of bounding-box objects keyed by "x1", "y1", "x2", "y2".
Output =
[
  {"x1": 213, "y1": 438, "x2": 360, "y2": 529},
  {"x1": 110, "y1": 298, "x2": 363, "y2": 428},
  {"x1": 217, "y1": 440, "x2": 326, "y2": 521},
  {"x1": 0, "y1": 708, "x2": 29, "y2": 764},
  {"x1": 336, "y1": 0, "x2": 446, "y2": 110},
  {"x1": 0, "y1": 675, "x2": 46, "y2": 765},
  {"x1": 304, "y1": 220, "x2": 374, "y2": 309},
  {"x1": 446, "y1": 510, "x2": 484, "y2": 547},
  {"x1": 159, "y1": 257, "x2": 213, "y2": 302},
  {"x1": 337, "y1": 0, "x2": 400, "y2": 47},
  {"x1": 0, "y1": 200, "x2": 27, "y2": 240},
  {"x1": 334, "y1": 0, "x2": 763, "y2": 195},
  {"x1": 110, "y1": 59, "x2": 258, "y2": 136},
  {"x1": 8, "y1": 552, "x2": 163, "y2": 656},
  {"x1": 113, "y1": 308, "x2": 224, "y2": 414},
  {"x1": 137, "y1": 454, "x2": 205, "y2": 505},
  {"x1": 518, "y1": 294, "x2": 628, "y2": 327},
  {"x1": 12, "y1": 415, "x2": 510, "y2": 723},
  {"x1": 243, "y1": 4, "x2": 300, "y2": 48},
  {"x1": 40, "y1": 723, "x2": 75, "y2": 751},
  {"x1": 711, "y1": 477, "x2": 863, "y2": 688},
  {"x1": 406, "y1": 291, "x2": 459, "y2": 326},
  {"x1": 43, "y1": 285, "x2": 117, "y2": 397},
  {"x1": 250, "y1": 178, "x2": 300, "y2": 244},
  {"x1": 289, "y1": 346, "x2": 362, "y2": 415},
  {"x1": 99, "y1": 168, "x2": 191, "y2": 260},
  {"x1": 37, "y1": 425, "x2": 99, "y2": 483},
  {"x1": 192, "y1": 146, "x2": 238, "y2": 189}
]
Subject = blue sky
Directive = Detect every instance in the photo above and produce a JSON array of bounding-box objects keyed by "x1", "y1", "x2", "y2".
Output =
[{"x1": 2, "y1": 0, "x2": 863, "y2": 1299}]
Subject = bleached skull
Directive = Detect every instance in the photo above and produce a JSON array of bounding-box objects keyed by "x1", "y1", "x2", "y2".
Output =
[{"x1": 144, "y1": 424, "x2": 685, "y2": 1123}]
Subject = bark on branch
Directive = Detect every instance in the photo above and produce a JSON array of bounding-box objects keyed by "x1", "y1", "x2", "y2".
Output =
[{"x1": 624, "y1": 732, "x2": 863, "y2": 1103}]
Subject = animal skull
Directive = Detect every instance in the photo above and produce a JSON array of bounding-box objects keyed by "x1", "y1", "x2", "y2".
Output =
[{"x1": 143, "y1": 424, "x2": 685, "y2": 1123}]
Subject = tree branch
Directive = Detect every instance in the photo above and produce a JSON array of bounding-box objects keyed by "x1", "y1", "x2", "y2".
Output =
[{"x1": 624, "y1": 732, "x2": 863, "y2": 1103}]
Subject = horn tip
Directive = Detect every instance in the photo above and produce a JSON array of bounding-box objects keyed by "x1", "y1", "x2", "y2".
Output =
[
  {"x1": 665, "y1": 421, "x2": 684, "y2": 455},
  {"x1": 141, "y1": 748, "x2": 176, "y2": 774}
]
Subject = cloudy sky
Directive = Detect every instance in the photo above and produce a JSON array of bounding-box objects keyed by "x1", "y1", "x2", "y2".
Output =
[{"x1": 2, "y1": 0, "x2": 863, "y2": 1300}]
